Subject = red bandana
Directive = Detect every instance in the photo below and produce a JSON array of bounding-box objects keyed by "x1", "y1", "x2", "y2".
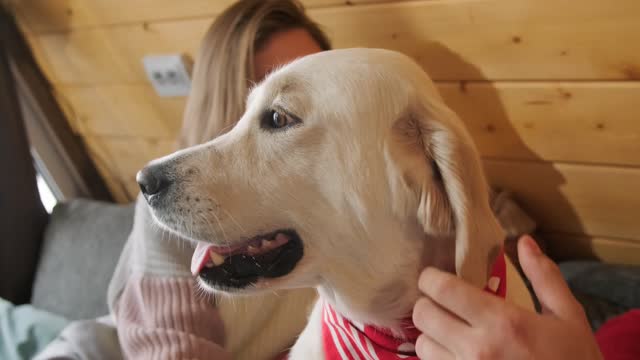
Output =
[{"x1": 321, "y1": 250, "x2": 507, "y2": 360}]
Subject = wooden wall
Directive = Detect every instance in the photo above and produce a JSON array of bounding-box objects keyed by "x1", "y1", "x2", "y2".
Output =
[{"x1": 11, "y1": 0, "x2": 640, "y2": 265}]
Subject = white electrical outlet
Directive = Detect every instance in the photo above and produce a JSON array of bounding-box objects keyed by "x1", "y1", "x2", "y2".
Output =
[{"x1": 142, "y1": 54, "x2": 192, "y2": 97}]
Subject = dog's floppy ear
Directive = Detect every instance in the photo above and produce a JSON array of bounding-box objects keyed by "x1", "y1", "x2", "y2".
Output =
[{"x1": 391, "y1": 99, "x2": 505, "y2": 288}]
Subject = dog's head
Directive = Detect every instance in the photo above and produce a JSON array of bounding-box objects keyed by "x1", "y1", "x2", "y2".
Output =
[{"x1": 138, "y1": 49, "x2": 504, "y2": 324}]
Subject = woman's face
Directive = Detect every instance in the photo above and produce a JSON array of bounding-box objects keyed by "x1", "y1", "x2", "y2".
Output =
[{"x1": 254, "y1": 28, "x2": 324, "y2": 81}]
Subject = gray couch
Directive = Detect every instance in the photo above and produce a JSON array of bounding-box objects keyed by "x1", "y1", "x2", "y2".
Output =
[{"x1": 30, "y1": 199, "x2": 134, "y2": 320}]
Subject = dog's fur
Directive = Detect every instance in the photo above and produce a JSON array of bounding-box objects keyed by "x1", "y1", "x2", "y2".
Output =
[{"x1": 143, "y1": 48, "x2": 533, "y2": 358}]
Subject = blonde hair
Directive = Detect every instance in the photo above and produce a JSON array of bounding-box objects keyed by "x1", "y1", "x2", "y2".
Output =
[{"x1": 178, "y1": 0, "x2": 330, "y2": 148}]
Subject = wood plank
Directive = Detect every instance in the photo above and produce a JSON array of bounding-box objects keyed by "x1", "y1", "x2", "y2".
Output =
[
  {"x1": 13, "y1": 0, "x2": 227, "y2": 32},
  {"x1": 122, "y1": 177, "x2": 142, "y2": 201},
  {"x1": 485, "y1": 160, "x2": 640, "y2": 242},
  {"x1": 93, "y1": 135, "x2": 176, "y2": 183},
  {"x1": 440, "y1": 82, "x2": 640, "y2": 166},
  {"x1": 59, "y1": 84, "x2": 184, "y2": 137},
  {"x1": 23, "y1": 20, "x2": 210, "y2": 85},
  {"x1": 80, "y1": 135, "x2": 132, "y2": 202},
  {"x1": 312, "y1": 0, "x2": 640, "y2": 81},
  {"x1": 22, "y1": 0, "x2": 640, "y2": 85},
  {"x1": 12, "y1": 0, "x2": 372, "y2": 33},
  {"x1": 102, "y1": 176, "x2": 133, "y2": 203},
  {"x1": 83, "y1": 134, "x2": 176, "y2": 201},
  {"x1": 544, "y1": 233, "x2": 640, "y2": 266}
]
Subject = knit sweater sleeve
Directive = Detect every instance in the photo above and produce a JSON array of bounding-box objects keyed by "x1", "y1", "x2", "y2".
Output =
[{"x1": 107, "y1": 196, "x2": 230, "y2": 359}]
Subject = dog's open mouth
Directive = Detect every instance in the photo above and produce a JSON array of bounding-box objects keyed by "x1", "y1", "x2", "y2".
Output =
[{"x1": 191, "y1": 229, "x2": 303, "y2": 289}]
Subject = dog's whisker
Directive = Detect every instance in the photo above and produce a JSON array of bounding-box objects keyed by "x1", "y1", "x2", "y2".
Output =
[
  {"x1": 188, "y1": 216, "x2": 196, "y2": 242},
  {"x1": 209, "y1": 210, "x2": 231, "y2": 248},
  {"x1": 201, "y1": 213, "x2": 221, "y2": 245},
  {"x1": 220, "y1": 208, "x2": 248, "y2": 238},
  {"x1": 198, "y1": 212, "x2": 220, "y2": 243},
  {"x1": 193, "y1": 282, "x2": 215, "y2": 304},
  {"x1": 144, "y1": 214, "x2": 175, "y2": 246}
]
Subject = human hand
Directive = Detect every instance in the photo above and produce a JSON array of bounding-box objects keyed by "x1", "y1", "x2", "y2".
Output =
[{"x1": 412, "y1": 235, "x2": 602, "y2": 360}]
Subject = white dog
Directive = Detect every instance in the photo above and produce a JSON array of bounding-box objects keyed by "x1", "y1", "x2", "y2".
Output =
[{"x1": 137, "y1": 48, "x2": 533, "y2": 359}]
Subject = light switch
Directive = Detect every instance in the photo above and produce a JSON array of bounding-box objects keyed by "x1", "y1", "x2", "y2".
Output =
[{"x1": 142, "y1": 54, "x2": 192, "y2": 97}]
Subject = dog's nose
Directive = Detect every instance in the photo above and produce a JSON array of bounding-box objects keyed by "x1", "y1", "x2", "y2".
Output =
[{"x1": 136, "y1": 165, "x2": 172, "y2": 198}]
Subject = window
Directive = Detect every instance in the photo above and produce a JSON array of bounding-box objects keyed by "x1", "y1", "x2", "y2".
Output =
[{"x1": 36, "y1": 173, "x2": 58, "y2": 213}]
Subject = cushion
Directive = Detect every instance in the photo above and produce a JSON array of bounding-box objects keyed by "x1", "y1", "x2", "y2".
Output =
[
  {"x1": 560, "y1": 261, "x2": 640, "y2": 331},
  {"x1": 31, "y1": 199, "x2": 134, "y2": 320}
]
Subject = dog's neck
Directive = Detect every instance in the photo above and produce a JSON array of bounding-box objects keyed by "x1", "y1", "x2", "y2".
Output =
[{"x1": 316, "y1": 218, "x2": 446, "y2": 331}]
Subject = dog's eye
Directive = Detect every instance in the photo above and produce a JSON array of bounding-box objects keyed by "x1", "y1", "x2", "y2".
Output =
[
  {"x1": 261, "y1": 109, "x2": 300, "y2": 130},
  {"x1": 271, "y1": 111, "x2": 287, "y2": 128}
]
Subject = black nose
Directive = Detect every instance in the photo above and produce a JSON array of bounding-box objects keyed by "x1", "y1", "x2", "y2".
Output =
[{"x1": 136, "y1": 165, "x2": 172, "y2": 198}]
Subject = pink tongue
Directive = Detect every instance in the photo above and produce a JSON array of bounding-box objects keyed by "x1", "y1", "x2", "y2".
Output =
[{"x1": 191, "y1": 242, "x2": 215, "y2": 275}]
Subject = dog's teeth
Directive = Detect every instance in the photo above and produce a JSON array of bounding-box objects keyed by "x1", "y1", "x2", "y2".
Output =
[
  {"x1": 261, "y1": 239, "x2": 271, "y2": 248},
  {"x1": 209, "y1": 250, "x2": 226, "y2": 266},
  {"x1": 204, "y1": 261, "x2": 214, "y2": 268}
]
